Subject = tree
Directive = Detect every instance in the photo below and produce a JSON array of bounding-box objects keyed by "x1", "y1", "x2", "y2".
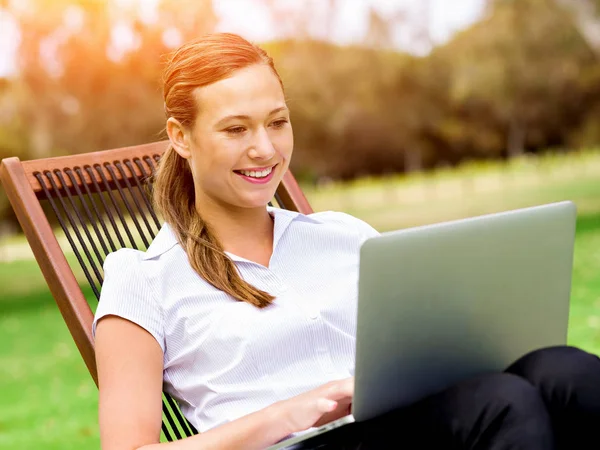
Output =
[
  {"x1": 557, "y1": 0, "x2": 600, "y2": 55},
  {"x1": 1, "y1": 0, "x2": 216, "y2": 159},
  {"x1": 442, "y1": 0, "x2": 600, "y2": 158},
  {"x1": 0, "y1": 0, "x2": 216, "y2": 223}
]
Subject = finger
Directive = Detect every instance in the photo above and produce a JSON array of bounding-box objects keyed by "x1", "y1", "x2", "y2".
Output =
[
  {"x1": 325, "y1": 380, "x2": 354, "y2": 400},
  {"x1": 342, "y1": 377, "x2": 355, "y2": 392},
  {"x1": 316, "y1": 398, "x2": 338, "y2": 413}
]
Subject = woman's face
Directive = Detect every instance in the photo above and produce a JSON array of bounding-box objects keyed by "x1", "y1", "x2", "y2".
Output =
[{"x1": 169, "y1": 64, "x2": 293, "y2": 212}]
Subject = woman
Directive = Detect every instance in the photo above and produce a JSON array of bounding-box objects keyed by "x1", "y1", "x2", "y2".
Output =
[{"x1": 94, "y1": 33, "x2": 600, "y2": 450}]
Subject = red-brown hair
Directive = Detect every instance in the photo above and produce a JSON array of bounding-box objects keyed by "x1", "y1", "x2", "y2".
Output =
[{"x1": 153, "y1": 33, "x2": 282, "y2": 308}]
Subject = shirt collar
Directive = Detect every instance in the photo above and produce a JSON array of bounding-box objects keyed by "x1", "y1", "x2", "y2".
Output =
[
  {"x1": 142, "y1": 222, "x2": 180, "y2": 260},
  {"x1": 142, "y1": 206, "x2": 318, "y2": 261}
]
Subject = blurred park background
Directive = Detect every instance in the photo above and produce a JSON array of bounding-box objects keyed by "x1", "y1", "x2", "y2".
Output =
[{"x1": 1, "y1": 0, "x2": 600, "y2": 447}]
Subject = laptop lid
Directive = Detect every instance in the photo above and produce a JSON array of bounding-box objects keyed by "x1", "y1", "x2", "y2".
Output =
[{"x1": 352, "y1": 201, "x2": 576, "y2": 422}]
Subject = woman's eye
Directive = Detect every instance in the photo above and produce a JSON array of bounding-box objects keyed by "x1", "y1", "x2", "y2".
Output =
[
  {"x1": 226, "y1": 126, "x2": 245, "y2": 134},
  {"x1": 271, "y1": 119, "x2": 288, "y2": 128}
]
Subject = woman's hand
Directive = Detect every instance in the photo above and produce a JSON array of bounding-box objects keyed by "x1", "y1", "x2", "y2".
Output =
[{"x1": 270, "y1": 377, "x2": 354, "y2": 435}]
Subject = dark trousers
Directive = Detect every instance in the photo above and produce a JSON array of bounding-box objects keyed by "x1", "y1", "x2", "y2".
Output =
[{"x1": 294, "y1": 346, "x2": 600, "y2": 449}]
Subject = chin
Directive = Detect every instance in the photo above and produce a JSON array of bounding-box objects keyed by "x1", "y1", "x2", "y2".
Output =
[{"x1": 236, "y1": 194, "x2": 275, "y2": 209}]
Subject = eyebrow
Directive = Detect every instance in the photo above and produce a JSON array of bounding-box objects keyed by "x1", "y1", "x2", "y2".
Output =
[{"x1": 215, "y1": 107, "x2": 288, "y2": 127}]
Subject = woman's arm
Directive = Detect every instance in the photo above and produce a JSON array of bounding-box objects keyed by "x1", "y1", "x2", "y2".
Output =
[{"x1": 95, "y1": 316, "x2": 353, "y2": 450}]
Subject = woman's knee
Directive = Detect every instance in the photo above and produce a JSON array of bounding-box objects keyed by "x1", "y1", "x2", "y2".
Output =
[
  {"x1": 505, "y1": 345, "x2": 600, "y2": 388},
  {"x1": 504, "y1": 347, "x2": 600, "y2": 449},
  {"x1": 465, "y1": 372, "x2": 545, "y2": 412},
  {"x1": 435, "y1": 372, "x2": 550, "y2": 423},
  {"x1": 366, "y1": 373, "x2": 553, "y2": 449},
  {"x1": 444, "y1": 373, "x2": 553, "y2": 448}
]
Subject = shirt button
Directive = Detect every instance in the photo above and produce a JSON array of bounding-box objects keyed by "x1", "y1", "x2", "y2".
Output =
[{"x1": 309, "y1": 310, "x2": 319, "y2": 319}]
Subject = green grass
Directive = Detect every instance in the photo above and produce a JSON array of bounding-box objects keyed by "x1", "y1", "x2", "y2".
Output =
[
  {"x1": 1, "y1": 150, "x2": 599, "y2": 448},
  {"x1": 0, "y1": 284, "x2": 99, "y2": 449},
  {"x1": 565, "y1": 214, "x2": 600, "y2": 354}
]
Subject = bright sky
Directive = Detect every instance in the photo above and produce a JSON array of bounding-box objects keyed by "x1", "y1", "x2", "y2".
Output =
[
  {"x1": 0, "y1": 9, "x2": 20, "y2": 76},
  {"x1": 0, "y1": 0, "x2": 485, "y2": 76},
  {"x1": 214, "y1": 0, "x2": 485, "y2": 51}
]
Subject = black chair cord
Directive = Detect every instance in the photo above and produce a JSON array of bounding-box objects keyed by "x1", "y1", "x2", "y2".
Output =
[
  {"x1": 143, "y1": 155, "x2": 158, "y2": 177},
  {"x1": 129, "y1": 158, "x2": 162, "y2": 229},
  {"x1": 274, "y1": 192, "x2": 286, "y2": 210},
  {"x1": 103, "y1": 163, "x2": 150, "y2": 248},
  {"x1": 45, "y1": 170, "x2": 104, "y2": 288},
  {"x1": 64, "y1": 169, "x2": 111, "y2": 257},
  {"x1": 114, "y1": 161, "x2": 156, "y2": 240},
  {"x1": 165, "y1": 393, "x2": 195, "y2": 437},
  {"x1": 84, "y1": 166, "x2": 128, "y2": 249},
  {"x1": 54, "y1": 170, "x2": 106, "y2": 269},
  {"x1": 75, "y1": 167, "x2": 118, "y2": 253},
  {"x1": 161, "y1": 422, "x2": 173, "y2": 442},
  {"x1": 162, "y1": 400, "x2": 183, "y2": 440},
  {"x1": 35, "y1": 172, "x2": 101, "y2": 299},
  {"x1": 94, "y1": 164, "x2": 138, "y2": 249}
]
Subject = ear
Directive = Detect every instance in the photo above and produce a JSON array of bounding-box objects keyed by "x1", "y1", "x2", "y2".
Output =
[{"x1": 166, "y1": 117, "x2": 192, "y2": 159}]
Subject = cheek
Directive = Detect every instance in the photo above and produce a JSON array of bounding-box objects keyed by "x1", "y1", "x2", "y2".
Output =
[
  {"x1": 199, "y1": 141, "x2": 240, "y2": 172},
  {"x1": 274, "y1": 129, "x2": 294, "y2": 157}
]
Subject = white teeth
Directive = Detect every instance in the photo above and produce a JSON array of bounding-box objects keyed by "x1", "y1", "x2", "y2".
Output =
[{"x1": 239, "y1": 166, "x2": 273, "y2": 178}]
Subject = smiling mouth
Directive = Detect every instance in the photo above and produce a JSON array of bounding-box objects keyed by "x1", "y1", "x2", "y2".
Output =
[{"x1": 233, "y1": 164, "x2": 277, "y2": 179}]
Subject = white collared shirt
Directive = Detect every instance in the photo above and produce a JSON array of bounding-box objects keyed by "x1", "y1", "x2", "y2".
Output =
[{"x1": 93, "y1": 207, "x2": 379, "y2": 433}]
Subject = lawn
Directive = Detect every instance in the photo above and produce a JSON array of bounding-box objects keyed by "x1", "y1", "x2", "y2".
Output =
[{"x1": 0, "y1": 150, "x2": 599, "y2": 448}]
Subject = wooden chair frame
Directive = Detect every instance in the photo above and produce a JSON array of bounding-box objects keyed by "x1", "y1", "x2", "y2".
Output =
[{"x1": 0, "y1": 139, "x2": 313, "y2": 440}]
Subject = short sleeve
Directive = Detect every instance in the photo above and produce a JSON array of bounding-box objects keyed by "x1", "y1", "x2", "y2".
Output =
[
  {"x1": 309, "y1": 211, "x2": 380, "y2": 244},
  {"x1": 345, "y1": 213, "x2": 380, "y2": 243},
  {"x1": 92, "y1": 248, "x2": 165, "y2": 353}
]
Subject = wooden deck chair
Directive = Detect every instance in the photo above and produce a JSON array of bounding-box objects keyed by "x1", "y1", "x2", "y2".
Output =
[{"x1": 0, "y1": 140, "x2": 314, "y2": 441}]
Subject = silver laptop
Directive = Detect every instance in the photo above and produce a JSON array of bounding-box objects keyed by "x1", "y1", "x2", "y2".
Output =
[{"x1": 269, "y1": 201, "x2": 576, "y2": 449}]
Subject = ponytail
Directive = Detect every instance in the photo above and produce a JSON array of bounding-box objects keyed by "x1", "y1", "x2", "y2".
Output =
[{"x1": 153, "y1": 145, "x2": 275, "y2": 308}]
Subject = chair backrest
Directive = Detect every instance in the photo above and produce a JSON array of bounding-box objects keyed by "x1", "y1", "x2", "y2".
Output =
[{"x1": 0, "y1": 140, "x2": 313, "y2": 441}]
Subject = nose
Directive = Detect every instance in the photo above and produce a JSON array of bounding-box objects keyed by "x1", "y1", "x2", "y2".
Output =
[{"x1": 248, "y1": 127, "x2": 276, "y2": 160}]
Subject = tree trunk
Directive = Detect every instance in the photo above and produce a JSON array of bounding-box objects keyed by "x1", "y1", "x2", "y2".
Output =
[
  {"x1": 507, "y1": 117, "x2": 526, "y2": 158},
  {"x1": 404, "y1": 146, "x2": 423, "y2": 173}
]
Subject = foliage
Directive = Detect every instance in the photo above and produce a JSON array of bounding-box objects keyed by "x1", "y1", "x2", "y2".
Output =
[{"x1": 2, "y1": 0, "x2": 600, "y2": 206}]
